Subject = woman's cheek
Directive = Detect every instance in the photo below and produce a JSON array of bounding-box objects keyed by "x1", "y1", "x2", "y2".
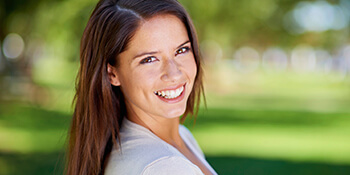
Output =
[
  {"x1": 134, "y1": 67, "x2": 160, "y2": 85},
  {"x1": 186, "y1": 57, "x2": 197, "y2": 80}
]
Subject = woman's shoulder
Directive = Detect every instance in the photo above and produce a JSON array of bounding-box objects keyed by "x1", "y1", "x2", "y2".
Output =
[
  {"x1": 104, "y1": 141, "x2": 170, "y2": 175},
  {"x1": 105, "y1": 153, "x2": 203, "y2": 175},
  {"x1": 104, "y1": 135, "x2": 202, "y2": 175},
  {"x1": 104, "y1": 121, "x2": 191, "y2": 174},
  {"x1": 141, "y1": 156, "x2": 204, "y2": 175},
  {"x1": 105, "y1": 151, "x2": 203, "y2": 175},
  {"x1": 104, "y1": 126, "x2": 171, "y2": 174}
]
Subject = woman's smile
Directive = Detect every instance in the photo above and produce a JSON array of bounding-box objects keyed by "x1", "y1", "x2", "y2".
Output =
[{"x1": 154, "y1": 83, "x2": 186, "y2": 103}]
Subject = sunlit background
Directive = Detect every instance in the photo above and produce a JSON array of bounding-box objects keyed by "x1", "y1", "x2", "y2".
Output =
[{"x1": 0, "y1": 0, "x2": 350, "y2": 174}]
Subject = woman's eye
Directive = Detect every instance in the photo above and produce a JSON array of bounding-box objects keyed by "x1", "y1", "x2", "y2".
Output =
[
  {"x1": 140, "y1": 56, "x2": 157, "y2": 64},
  {"x1": 175, "y1": 47, "x2": 190, "y2": 56}
]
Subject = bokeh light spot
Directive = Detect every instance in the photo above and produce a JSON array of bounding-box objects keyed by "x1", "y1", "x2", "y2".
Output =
[
  {"x1": 233, "y1": 46, "x2": 260, "y2": 73},
  {"x1": 2, "y1": 33, "x2": 25, "y2": 59}
]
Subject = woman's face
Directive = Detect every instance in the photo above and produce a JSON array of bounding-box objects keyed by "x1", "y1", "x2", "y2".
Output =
[{"x1": 108, "y1": 14, "x2": 197, "y2": 120}]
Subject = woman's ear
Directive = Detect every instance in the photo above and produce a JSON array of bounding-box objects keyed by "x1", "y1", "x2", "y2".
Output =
[{"x1": 107, "y1": 64, "x2": 121, "y2": 86}]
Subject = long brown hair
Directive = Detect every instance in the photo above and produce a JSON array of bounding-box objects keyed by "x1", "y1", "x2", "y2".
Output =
[{"x1": 66, "y1": 0, "x2": 204, "y2": 174}]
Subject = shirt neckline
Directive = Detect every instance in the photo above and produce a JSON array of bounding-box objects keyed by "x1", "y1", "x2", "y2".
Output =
[{"x1": 122, "y1": 118, "x2": 217, "y2": 175}]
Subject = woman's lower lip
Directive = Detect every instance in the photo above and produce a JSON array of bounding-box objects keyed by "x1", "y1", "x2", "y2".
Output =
[{"x1": 156, "y1": 85, "x2": 186, "y2": 103}]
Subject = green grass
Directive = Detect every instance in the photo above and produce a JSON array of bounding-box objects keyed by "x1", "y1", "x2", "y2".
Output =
[
  {"x1": 206, "y1": 156, "x2": 350, "y2": 175},
  {"x1": 0, "y1": 151, "x2": 65, "y2": 175},
  {"x1": 0, "y1": 103, "x2": 70, "y2": 153},
  {"x1": 191, "y1": 108, "x2": 350, "y2": 164}
]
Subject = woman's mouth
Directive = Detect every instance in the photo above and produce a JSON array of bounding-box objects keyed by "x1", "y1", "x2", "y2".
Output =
[{"x1": 154, "y1": 85, "x2": 185, "y2": 99}]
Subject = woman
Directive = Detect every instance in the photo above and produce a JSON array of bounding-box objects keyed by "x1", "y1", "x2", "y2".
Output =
[{"x1": 67, "y1": 0, "x2": 217, "y2": 174}]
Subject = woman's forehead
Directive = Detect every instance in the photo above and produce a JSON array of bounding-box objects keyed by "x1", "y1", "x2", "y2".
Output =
[{"x1": 126, "y1": 14, "x2": 189, "y2": 54}]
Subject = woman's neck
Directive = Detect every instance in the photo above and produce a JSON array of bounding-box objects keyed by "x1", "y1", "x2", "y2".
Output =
[{"x1": 127, "y1": 113, "x2": 185, "y2": 149}]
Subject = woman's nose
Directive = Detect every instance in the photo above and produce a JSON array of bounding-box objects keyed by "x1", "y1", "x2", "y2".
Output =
[{"x1": 161, "y1": 59, "x2": 183, "y2": 82}]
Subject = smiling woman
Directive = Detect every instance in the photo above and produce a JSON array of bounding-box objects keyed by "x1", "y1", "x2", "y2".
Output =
[{"x1": 66, "y1": 0, "x2": 217, "y2": 175}]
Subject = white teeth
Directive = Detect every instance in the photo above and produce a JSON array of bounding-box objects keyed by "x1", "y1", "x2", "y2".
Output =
[
  {"x1": 154, "y1": 85, "x2": 184, "y2": 99},
  {"x1": 176, "y1": 88, "x2": 180, "y2": 95},
  {"x1": 170, "y1": 91, "x2": 175, "y2": 97}
]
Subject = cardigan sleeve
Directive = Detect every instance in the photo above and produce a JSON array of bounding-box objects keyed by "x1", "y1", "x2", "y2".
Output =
[{"x1": 141, "y1": 156, "x2": 204, "y2": 175}]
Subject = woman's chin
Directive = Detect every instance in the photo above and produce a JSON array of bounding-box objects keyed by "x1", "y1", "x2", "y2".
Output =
[{"x1": 161, "y1": 107, "x2": 187, "y2": 119}]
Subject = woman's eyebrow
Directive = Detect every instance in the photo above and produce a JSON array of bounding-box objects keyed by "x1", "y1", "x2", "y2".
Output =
[
  {"x1": 176, "y1": 40, "x2": 190, "y2": 49},
  {"x1": 133, "y1": 51, "x2": 159, "y2": 60}
]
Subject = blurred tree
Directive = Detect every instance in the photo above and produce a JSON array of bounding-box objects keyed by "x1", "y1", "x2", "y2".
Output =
[{"x1": 179, "y1": 0, "x2": 349, "y2": 51}]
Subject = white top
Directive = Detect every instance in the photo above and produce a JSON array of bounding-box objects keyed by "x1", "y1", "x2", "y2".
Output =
[{"x1": 104, "y1": 118, "x2": 218, "y2": 175}]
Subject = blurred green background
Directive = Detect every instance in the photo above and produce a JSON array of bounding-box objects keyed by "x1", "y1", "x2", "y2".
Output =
[{"x1": 1, "y1": 0, "x2": 350, "y2": 174}]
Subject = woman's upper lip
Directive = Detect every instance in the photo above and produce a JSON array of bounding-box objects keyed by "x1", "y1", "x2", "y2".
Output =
[{"x1": 155, "y1": 83, "x2": 186, "y2": 91}]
